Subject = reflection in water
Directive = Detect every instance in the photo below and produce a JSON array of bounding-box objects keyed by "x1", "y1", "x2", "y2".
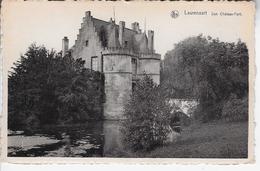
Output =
[
  {"x1": 61, "y1": 133, "x2": 71, "y2": 157},
  {"x1": 103, "y1": 121, "x2": 124, "y2": 157},
  {"x1": 8, "y1": 121, "x2": 123, "y2": 157}
]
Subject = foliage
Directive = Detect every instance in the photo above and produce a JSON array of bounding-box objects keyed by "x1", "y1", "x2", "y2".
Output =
[
  {"x1": 161, "y1": 35, "x2": 248, "y2": 122},
  {"x1": 121, "y1": 75, "x2": 172, "y2": 152},
  {"x1": 222, "y1": 94, "x2": 248, "y2": 122},
  {"x1": 8, "y1": 44, "x2": 104, "y2": 130}
]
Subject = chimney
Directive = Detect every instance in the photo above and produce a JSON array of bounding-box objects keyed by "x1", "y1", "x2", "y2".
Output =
[
  {"x1": 62, "y1": 36, "x2": 69, "y2": 57},
  {"x1": 148, "y1": 30, "x2": 154, "y2": 52},
  {"x1": 131, "y1": 22, "x2": 141, "y2": 33},
  {"x1": 85, "y1": 11, "x2": 91, "y2": 17},
  {"x1": 119, "y1": 21, "x2": 125, "y2": 47},
  {"x1": 84, "y1": 11, "x2": 92, "y2": 23}
]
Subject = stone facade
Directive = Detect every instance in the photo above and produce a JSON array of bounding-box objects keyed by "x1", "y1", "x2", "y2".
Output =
[{"x1": 62, "y1": 11, "x2": 161, "y2": 120}]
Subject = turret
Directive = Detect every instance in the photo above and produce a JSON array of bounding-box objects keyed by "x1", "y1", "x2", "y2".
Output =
[
  {"x1": 119, "y1": 21, "x2": 125, "y2": 47},
  {"x1": 62, "y1": 36, "x2": 69, "y2": 57},
  {"x1": 148, "y1": 30, "x2": 154, "y2": 52}
]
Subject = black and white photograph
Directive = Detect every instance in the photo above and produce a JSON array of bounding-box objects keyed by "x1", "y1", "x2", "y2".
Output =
[{"x1": 1, "y1": 1, "x2": 254, "y2": 161}]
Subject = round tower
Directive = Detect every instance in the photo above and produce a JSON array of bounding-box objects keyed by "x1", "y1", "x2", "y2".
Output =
[
  {"x1": 139, "y1": 53, "x2": 161, "y2": 85},
  {"x1": 102, "y1": 47, "x2": 137, "y2": 120}
]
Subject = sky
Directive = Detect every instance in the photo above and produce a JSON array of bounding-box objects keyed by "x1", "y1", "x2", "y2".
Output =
[{"x1": 2, "y1": 1, "x2": 254, "y2": 71}]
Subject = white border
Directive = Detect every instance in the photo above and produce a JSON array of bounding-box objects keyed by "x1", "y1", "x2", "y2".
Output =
[{"x1": 0, "y1": 0, "x2": 258, "y2": 169}]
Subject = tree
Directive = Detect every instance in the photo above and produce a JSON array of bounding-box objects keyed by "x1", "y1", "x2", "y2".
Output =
[
  {"x1": 8, "y1": 44, "x2": 104, "y2": 130},
  {"x1": 121, "y1": 75, "x2": 172, "y2": 151},
  {"x1": 161, "y1": 35, "x2": 248, "y2": 122}
]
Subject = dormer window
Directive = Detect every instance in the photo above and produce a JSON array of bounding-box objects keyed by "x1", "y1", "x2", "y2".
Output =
[{"x1": 85, "y1": 40, "x2": 89, "y2": 47}]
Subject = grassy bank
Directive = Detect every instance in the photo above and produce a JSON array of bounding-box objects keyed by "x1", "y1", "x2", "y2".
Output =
[{"x1": 134, "y1": 121, "x2": 248, "y2": 158}]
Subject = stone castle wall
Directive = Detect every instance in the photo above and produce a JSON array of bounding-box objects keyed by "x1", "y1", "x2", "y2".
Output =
[
  {"x1": 102, "y1": 48, "x2": 135, "y2": 119},
  {"x1": 67, "y1": 12, "x2": 161, "y2": 120},
  {"x1": 138, "y1": 53, "x2": 161, "y2": 84},
  {"x1": 71, "y1": 12, "x2": 103, "y2": 71},
  {"x1": 102, "y1": 48, "x2": 161, "y2": 119}
]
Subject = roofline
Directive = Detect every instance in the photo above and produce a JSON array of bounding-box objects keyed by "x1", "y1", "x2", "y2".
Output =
[{"x1": 92, "y1": 17, "x2": 138, "y2": 33}]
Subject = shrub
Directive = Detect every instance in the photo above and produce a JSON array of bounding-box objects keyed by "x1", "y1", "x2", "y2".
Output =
[
  {"x1": 221, "y1": 94, "x2": 248, "y2": 122},
  {"x1": 121, "y1": 75, "x2": 172, "y2": 151}
]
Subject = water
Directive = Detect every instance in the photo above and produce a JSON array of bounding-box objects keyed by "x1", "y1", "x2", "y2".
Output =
[{"x1": 8, "y1": 121, "x2": 125, "y2": 157}]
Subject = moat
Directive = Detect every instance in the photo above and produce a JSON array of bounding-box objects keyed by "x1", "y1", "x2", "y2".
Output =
[{"x1": 8, "y1": 121, "x2": 125, "y2": 157}]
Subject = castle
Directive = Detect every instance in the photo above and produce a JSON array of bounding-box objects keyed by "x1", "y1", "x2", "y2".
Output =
[{"x1": 62, "y1": 11, "x2": 161, "y2": 120}]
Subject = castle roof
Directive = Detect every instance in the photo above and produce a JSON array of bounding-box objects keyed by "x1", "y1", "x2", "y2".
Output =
[
  {"x1": 92, "y1": 18, "x2": 137, "y2": 37},
  {"x1": 72, "y1": 11, "x2": 155, "y2": 54},
  {"x1": 92, "y1": 18, "x2": 143, "y2": 50}
]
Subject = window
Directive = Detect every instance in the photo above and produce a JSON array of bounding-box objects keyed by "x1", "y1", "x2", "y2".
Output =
[
  {"x1": 131, "y1": 58, "x2": 137, "y2": 75},
  {"x1": 125, "y1": 41, "x2": 128, "y2": 47},
  {"x1": 132, "y1": 82, "x2": 136, "y2": 92},
  {"x1": 85, "y1": 40, "x2": 89, "y2": 47},
  {"x1": 91, "y1": 56, "x2": 98, "y2": 71}
]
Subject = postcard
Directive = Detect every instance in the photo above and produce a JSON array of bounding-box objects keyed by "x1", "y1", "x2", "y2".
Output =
[{"x1": 0, "y1": 0, "x2": 255, "y2": 164}]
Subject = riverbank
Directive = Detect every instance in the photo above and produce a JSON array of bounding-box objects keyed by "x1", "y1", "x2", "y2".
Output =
[
  {"x1": 8, "y1": 120, "x2": 248, "y2": 158},
  {"x1": 138, "y1": 121, "x2": 248, "y2": 158}
]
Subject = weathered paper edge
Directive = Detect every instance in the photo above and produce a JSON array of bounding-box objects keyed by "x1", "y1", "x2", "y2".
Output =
[{"x1": 0, "y1": 0, "x2": 256, "y2": 164}]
